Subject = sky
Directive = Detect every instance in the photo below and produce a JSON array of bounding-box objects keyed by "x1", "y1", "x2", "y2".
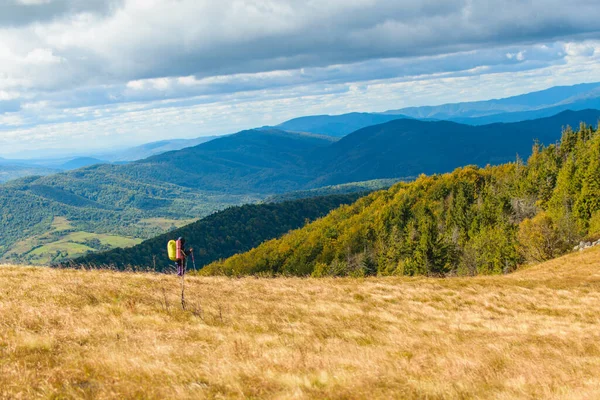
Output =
[{"x1": 1, "y1": 0, "x2": 600, "y2": 157}]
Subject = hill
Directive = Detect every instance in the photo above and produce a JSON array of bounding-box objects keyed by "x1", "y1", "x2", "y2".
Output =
[
  {"x1": 2, "y1": 247, "x2": 600, "y2": 399},
  {"x1": 0, "y1": 129, "x2": 334, "y2": 264},
  {"x1": 309, "y1": 109, "x2": 600, "y2": 186},
  {"x1": 384, "y1": 81, "x2": 600, "y2": 119},
  {"x1": 66, "y1": 193, "x2": 364, "y2": 271},
  {"x1": 204, "y1": 120, "x2": 600, "y2": 277},
  {"x1": 139, "y1": 109, "x2": 600, "y2": 193},
  {"x1": 3, "y1": 110, "x2": 599, "y2": 264},
  {"x1": 275, "y1": 112, "x2": 411, "y2": 136},
  {"x1": 136, "y1": 129, "x2": 336, "y2": 193}
]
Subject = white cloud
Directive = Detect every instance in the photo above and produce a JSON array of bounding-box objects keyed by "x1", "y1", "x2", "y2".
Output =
[
  {"x1": 0, "y1": 113, "x2": 26, "y2": 127},
  {"x1": 2, "y1": 0, "x2": 600, "y2": 91},
  {"x1": 506, "y1": 51, "x2": 526, "y2": 61},
  {"x1": 0, "y1": 1, "x2": 600, "y2": 154},
  {"x1": 17, "y1": 0, "x2": 53, "y2": 5},
  {"x1": 2, "y1": 40, "x2": 600, "y2": 156},
  {"x1": 24, "y1": 48, "x2": 63, "y2": 65}
]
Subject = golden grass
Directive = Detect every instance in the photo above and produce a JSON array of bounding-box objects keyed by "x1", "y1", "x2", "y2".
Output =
[{"x1": 1, "y1": 248, "x2": 600, "y2": 399}]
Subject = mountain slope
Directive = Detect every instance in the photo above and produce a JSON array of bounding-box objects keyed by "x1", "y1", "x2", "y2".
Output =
[
  {"x1": 203, "y1": 121, "x2": 600, "y2": 277},
  {"x1": 263, "y1": 178, "x2": 401, "y2": 203},
  {"x1": 272, "y1": 83, "x2": 600, "y2": 130},
  {"x1": 3, "y1": 110, "x2": 599, "y2": 264},
  {"x1": 276, "y1": 112, "x2": 411, "y2": 137},
  {"x1": 134, "y1": 129, "x2": 335, "y2": 193},
  {"x1": 0, "y1": 129, "x2": 334, "y2": 263},
  {"x1": 65, "y1": 193, "x2": 364, "y2": 271},
  {"x1": 310, "y1": 109, "x2": 600, "y2": 186}
]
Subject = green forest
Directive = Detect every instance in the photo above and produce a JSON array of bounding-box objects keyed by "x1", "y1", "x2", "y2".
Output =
[
  {"x1": 65, "y1": 194, "x2": 363, "y2": 271},
  {"x1": 202, "y1": 123, "x2": 600, "y2": 277},
  {"x1": 0, "y1": 177, "x2": 256, "y2": 263}
]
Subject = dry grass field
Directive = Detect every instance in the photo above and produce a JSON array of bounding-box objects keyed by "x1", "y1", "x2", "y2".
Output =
[{"x1": 1, "y1": 248, "x2": 600, "y2": 399}]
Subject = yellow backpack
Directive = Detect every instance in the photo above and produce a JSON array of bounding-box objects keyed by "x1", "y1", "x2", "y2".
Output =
[{"x1": 167, "y1": 240, "x2": 177, "y2": 261}]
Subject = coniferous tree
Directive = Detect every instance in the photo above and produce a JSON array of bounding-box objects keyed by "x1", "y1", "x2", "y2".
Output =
[{"x1": 576, "y1": 136, "x2": 600, "y2": 224}]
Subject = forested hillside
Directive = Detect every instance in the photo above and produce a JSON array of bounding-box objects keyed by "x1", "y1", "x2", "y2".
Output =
[
  {"x1": 3, "y1": 111, "x2": 599, "y2": 264},
  {"x1": 309, "y1": 110, "x2": 600, "y2": 186},
  {"x1": 66, "y1": 193, "x2": 363, "y2": 271},
  {"x1": 136, "y1": 129, "x2": 335, "y2": 193},
  {"x1": 203, "y1": 123, "x2": 600, "y2": 277},
  {"x1": 0, "y1": 180, "x2": 253, "y2": 265},
  {"x1": 0, "y1": 129, "x2": 332, "y2": 264}
]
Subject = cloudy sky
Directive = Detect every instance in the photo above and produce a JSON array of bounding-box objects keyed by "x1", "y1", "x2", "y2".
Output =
[{"x1": 1, "y1": 0, "x2": 600, "y2": 157}]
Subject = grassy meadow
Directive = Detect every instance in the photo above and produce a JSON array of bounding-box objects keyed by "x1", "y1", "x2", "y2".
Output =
[{"x1": 1, "y1": 248, "x2": 600, "y2": 399}]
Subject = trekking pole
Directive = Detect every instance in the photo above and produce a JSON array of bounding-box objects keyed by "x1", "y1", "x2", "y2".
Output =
[
  {"x1": 180, "y1": 258, "x2": 186, "y2": 310},
  {"x1": 191, "y1": 250, "x2": 197, "y2": 271}
]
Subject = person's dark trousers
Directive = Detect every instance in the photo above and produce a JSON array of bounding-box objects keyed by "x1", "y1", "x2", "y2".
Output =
[{"x1": 176, "y1": 260, "x2": 185, "y2": 276}]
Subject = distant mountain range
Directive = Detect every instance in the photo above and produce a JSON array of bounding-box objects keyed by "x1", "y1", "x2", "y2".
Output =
[
  {"x1": 270, "y1": 82, "x2": 600, "y2": 136},
  {"x1": 0, "y1": 135, "x2": 224, "y2": 183},
  {"x1": 120, "y1": 110, "x2": 600, "y2": 193},
  {"x1": 4, "y1": 81, "x2": 600, "y2": 264},
  {"x1": 0, "y1": 156, "x2": 112, "y2": 183},
  {"x1": 384, "y1": 82, "x2": 600, "y2": 121},
  {"x1": 275, "y1": 112, "x2": 411, "y2": 137},
  {"x1": 3, "y1": 108, "x2": 599, "y2": 265},
  {"x1": 309, "y1": 110, "x2": 600, "y2": 186},
  {"x1": 4, "y1": 81, "x2": 600, "y2": 176},
  {"x1": 98, "y1": 135, "x2": 224, "y2": 162}
]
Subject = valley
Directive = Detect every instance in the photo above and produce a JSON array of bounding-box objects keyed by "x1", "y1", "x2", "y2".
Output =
[{"x1": 67, "y1": 193, "x2": 365, "y2": 271}]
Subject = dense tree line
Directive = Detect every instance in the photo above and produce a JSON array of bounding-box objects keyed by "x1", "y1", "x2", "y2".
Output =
[
  {"x1": 203, "y1": 124, "x2": 600, "y2": 277},
  {"x1": 63, "y1": 194, "x2": 363, "y2": 271}
]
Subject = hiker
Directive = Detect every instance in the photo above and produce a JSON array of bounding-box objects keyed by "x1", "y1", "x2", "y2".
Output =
[{"x1": 168, "y1": 237, "x2": 193, "y2": 276}]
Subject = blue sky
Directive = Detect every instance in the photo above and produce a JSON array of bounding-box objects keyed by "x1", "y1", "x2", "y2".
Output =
[{"x1": 1, "y1": 0, "x2": 600, "y2": 157}]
